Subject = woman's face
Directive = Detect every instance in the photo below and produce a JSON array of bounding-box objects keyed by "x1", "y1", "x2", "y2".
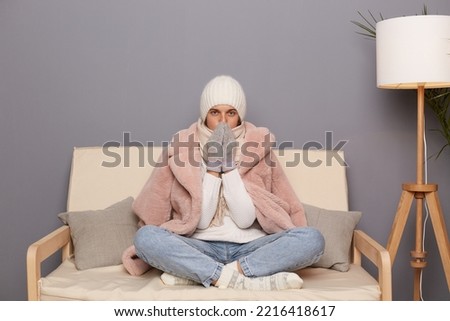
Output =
[{"x1": 205, "y1": 104, "x2": 240, "y2": 130}]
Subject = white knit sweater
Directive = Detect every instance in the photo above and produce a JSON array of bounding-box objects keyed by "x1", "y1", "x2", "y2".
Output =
[{"x1": 191, "y1": 167, "x2": 267, "y2": 243}]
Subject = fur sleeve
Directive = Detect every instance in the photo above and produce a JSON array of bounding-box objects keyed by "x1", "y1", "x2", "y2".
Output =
[
  {"x1": 270, "y1": 150, "x2": 307, "y2": 227},
  {"x1": 241, "y1": 131, "x2": 307, "y2": 233},
  {"x1": 132, "y1": 150, "x2": 174, "y2": 226}
]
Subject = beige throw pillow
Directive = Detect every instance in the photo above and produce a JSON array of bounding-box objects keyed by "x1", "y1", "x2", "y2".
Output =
[
  {"x1": 58, "y1": 197, "x2": 138, "y2": 270},
  {"x1": 303, "y1": 203, "x2": 362, "y2": 272}
]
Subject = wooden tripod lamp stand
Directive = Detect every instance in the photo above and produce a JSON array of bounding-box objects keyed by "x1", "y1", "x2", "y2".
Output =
[{"x1": 376, "y1": 15, "x2": 450, "y2": 300}]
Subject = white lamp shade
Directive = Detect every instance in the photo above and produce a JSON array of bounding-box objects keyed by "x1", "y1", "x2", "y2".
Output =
[{"x1": 376, "y1": 15, "x2": 450, "y2": 89}]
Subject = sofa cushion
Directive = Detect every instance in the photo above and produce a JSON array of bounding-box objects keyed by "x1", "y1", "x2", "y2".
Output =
[
  {"x1": 58, "y1": 197, "x2": 138, "y2": 270},
  {"x1": 39, "y1": 259, "x2": 381, "y2": 300},
  {"x1": 303, "y1": 204, "x2": 362, "y2": 272}
]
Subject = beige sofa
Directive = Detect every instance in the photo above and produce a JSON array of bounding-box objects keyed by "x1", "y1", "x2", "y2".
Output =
[{"x1": 27, "y1": 147, "x2": 392, "y2": 300}]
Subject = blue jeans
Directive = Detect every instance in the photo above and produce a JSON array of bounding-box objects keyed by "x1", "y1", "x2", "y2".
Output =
[{"x1": 134, "y1": 225, "x2": 325, "y2": 287}]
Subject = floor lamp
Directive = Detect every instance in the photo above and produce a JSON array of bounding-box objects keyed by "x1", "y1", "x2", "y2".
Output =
[{"x1": 376, "y1": 15, "x2": 450, "y2": 300}]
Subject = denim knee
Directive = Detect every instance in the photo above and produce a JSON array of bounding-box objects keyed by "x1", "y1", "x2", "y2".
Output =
[
  {"x1": 288, "y1": 227, "x2": 325, "y2": 254},
  {"x1": 134, "y1": 225, "x2": 161, "y2": 253}
]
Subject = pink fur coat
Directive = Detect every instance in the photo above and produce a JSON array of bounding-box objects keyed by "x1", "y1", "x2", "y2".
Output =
[{"x1": 122, "y1": 122, "x2": 307, "y2": 275}]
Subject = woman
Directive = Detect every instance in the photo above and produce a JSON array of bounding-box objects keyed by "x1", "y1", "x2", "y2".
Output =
[{"x1": 122, "y1": 75, "x2": 324, "y2": 291}]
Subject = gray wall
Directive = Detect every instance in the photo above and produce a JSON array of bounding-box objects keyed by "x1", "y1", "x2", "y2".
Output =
[{"x1": 1, "y1": 0, "x2": 449, "y2": 300}]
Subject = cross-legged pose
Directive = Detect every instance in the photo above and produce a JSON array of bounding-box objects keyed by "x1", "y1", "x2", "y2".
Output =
[{"x1": 123, "y1": 75, "x2": 325, "y2": 291}]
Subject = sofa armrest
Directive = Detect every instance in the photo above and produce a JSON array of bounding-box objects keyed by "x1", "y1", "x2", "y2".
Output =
[
  {"x1": 352, "y1": 229, "x2": 392, "y2": 301},
  {"x1": 26, "y1": 226, "x2": 72, "y2": 301}
]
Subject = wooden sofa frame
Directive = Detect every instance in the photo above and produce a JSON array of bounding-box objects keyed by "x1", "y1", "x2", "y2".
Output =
[
  {"x1": 27, "y1": 222, "x2": 392, "y2": 300},
  {"x1": 27, "y1": 147, "x2": 392, "y2": 300}
]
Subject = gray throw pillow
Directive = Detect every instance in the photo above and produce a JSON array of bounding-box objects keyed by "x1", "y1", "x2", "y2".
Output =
[
  {"x1": 303, "y1": 203, "x2": 362, "y2": 272},
  {"x1": 58, "y1": 197, "x2": 138, "y2": 270}
]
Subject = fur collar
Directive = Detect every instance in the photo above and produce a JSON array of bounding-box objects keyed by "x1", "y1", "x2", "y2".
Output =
[{"x1": 168, "y1": 122, "x2": 275, "y2": 177}]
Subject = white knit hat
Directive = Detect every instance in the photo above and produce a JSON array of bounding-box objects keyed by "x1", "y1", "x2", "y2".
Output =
[{"x1": 200, "y1": 75, "x2": 247, "y2": 122}]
